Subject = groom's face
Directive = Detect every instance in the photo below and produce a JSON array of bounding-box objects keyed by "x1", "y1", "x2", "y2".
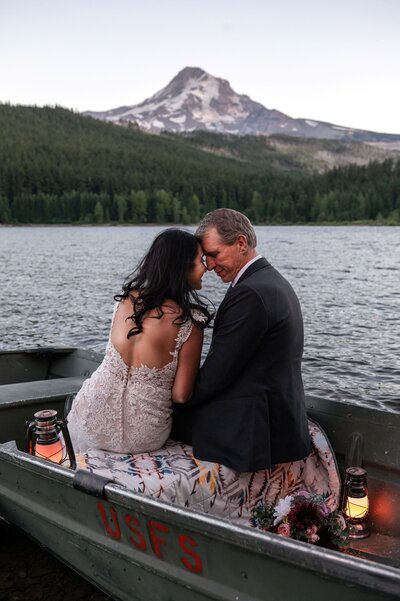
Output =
[{"x1": 201, "y1": 227, "x2": 247, "y2": 283}]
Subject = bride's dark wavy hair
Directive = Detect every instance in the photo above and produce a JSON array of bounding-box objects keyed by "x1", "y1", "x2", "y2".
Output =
[{"x1": 114, "y1": 228, "x2": 212, "y2": 338}]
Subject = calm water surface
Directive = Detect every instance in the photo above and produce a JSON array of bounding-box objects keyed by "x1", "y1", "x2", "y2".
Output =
[{"x1": 0, "y1": 225, "x2": 399, "y2": 412}]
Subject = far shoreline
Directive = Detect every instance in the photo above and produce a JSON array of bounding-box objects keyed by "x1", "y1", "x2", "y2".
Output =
[{"x1": 1, "y1": 221, "x2": 399, "y2": 228}]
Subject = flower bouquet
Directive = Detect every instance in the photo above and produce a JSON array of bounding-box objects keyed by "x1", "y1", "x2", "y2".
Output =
[{"x1": 252, "y1": 491, "x2": 349, "y2": 549}]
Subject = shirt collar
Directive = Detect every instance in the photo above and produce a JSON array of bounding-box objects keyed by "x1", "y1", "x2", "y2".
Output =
[{"x1": 232, "y1": 254, "x2": 262, "y2": 287}]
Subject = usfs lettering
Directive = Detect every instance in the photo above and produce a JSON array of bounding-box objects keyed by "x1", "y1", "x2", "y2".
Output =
[
  {"x1": 97, "y1": 502, "x2": 121, "y2": 539},
  {"x1": 97, "y1": 502, "x2": 203, "y2": 574}
]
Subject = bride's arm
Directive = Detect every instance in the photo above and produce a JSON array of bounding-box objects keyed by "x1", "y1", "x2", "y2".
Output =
[{"x1": 172, "y1": 325, "x2": 203, "y2": 403}]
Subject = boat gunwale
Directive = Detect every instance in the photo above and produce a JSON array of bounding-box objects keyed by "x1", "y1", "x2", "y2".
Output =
[
  {"x1": 1, "y1": 441, "x2": 400, "y2": 599},
  {"x1": 305, "y1": 395, "x2": 400, "y2": 424},
  {"x1": 0, "y1": 347, "x2": 78, "y2": 356}
]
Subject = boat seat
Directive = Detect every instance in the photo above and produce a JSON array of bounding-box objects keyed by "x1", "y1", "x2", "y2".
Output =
[
  {"x1": 77, "y1": 420, "x2": 341, "y2": 527},
  {"x1": 0, "y1": 377, "x2": 86, "y2": 407}
]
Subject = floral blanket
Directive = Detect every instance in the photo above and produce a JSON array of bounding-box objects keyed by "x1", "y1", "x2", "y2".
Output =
[{"x1": 79, "y1": 419, "x2": 340, "y2": 526}]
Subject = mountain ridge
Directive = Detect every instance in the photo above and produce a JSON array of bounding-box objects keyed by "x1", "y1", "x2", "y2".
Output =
[
  {"x1": 1, "y1": 104, "x2": 399, "y2": 225},
  {"x1": 84, "y1": 67, "x2": 400, "y2": 143}
]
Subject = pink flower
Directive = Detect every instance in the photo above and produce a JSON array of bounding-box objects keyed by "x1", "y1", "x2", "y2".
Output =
[
  {"x1": 306, "y1": 524, "x2": 320, "y2": 543},
  {"x1": 276, "y1": 522, "x2": 291, "y2": 537}
]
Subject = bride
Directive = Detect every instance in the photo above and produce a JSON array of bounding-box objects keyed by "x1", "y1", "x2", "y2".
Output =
[{"x1": 67, "y1": 229, "x2": 211, "y2": 454}]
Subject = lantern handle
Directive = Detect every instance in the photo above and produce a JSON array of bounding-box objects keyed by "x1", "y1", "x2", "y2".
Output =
[
  {"x1": 59, "y1": 419, "x2": 77, "y2": 470},
  {"x1": 25, "y1": 420, "x2": 36, "y2": 455}
]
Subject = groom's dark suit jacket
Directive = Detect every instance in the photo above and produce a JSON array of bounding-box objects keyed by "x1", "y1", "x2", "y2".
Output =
[{"x1": 172, "y1": 257, "x2": 311, "y2": 472}]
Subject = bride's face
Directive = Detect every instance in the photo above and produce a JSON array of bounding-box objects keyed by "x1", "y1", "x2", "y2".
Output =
[{"x1": 187, "y1": 244, "x2": 207, "y2": 290}]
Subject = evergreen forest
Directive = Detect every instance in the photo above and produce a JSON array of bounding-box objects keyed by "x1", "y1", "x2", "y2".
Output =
[{"x1": 0, "y1": 104, "x2": 399, "y2": 225}]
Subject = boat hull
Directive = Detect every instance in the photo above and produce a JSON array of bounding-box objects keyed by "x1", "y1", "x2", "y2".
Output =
[
  {"x1": 0, "y1": 348, "x2": 399, "y2": 601},
  {"x1": 0, "y1": 442, "x2": 399, "y2": 601}
]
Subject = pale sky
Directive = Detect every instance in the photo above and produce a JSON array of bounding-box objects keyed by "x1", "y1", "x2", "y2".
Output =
[{"x1": 1, "y1": 0, "x2": 400, "y2": 134}]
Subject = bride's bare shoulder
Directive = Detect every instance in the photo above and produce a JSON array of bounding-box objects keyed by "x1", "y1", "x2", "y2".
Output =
[
  {"x1": 160, "y1": 300, "x2": 181, "y2": 315},
  {"x1": 117, "y1": 295, "x2": 182, "y2": 323}
]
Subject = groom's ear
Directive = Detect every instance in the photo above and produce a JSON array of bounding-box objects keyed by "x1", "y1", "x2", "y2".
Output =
[{"x1": 237, "y1": 234, "x2": 248, "y2": 254}]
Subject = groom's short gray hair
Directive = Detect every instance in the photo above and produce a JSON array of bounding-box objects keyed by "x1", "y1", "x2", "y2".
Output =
[{"x1": 196, "y1": 208, "x2": 257, "y2": 247}]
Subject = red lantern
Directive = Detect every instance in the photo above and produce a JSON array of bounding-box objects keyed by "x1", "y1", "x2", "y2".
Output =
[{"x1": 26, "y1": 409, "x2": 76, "y2": 469}]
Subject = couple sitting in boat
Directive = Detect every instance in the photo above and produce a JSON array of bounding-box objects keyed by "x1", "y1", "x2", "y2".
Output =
[
  {"x1": 68, "y1": 208, "x2": 310, "y2": 469},
  {"x1": 68, "y1": 209, "x2": 339, "y2": 520}
]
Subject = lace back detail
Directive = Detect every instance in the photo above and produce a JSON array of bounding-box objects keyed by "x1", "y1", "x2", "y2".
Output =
[
  {"x1": 173, "y1": 320, "x2": 193, "y2": 354},
  {"x1": 67, "y1": 305, "x2": 207, "y2": 455},
  {"x1": 108, "y1": 302, "x2": 120, "y2": 343},
  {"x1": 173, "y1": 309, "x2": 207, "y2": 355}
]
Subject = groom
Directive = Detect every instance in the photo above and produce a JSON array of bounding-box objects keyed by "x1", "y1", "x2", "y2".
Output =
[{"x1": 172, "y1": 208, "x2": 311, "y2": 472}]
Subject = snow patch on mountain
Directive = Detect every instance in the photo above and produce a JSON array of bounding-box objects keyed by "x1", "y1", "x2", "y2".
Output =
[{"x1": 170, "y1": 115, "x2": 186, "y2": 124}]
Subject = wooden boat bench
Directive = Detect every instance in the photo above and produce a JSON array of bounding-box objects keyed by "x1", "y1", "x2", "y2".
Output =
[
  {"x1": 0, "y1": 377, "x2": 86, "y2": 406},
  {"x1": 76, "y1": 420, "x2": 341, "y2": 527},
  {"x1": 0, "y1": 348, "x2": 100, "y2": 451}
]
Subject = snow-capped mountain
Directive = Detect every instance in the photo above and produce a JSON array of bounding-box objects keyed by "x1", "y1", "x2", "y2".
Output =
[{"x1": 83, "y1": 67, "x2": 400, "y2": 142}]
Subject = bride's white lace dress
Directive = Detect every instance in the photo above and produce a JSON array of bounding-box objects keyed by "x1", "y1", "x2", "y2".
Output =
[{"x1": 68, "y1": 306, "x2": 203, "y2": 454}]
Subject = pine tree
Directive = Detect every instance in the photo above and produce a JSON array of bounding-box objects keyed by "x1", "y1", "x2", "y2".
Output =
[{"x1": 94, "y1": 200, "x2": 105, "y2": 223}]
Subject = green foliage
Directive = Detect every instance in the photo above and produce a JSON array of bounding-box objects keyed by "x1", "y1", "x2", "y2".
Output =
[{"x1": 0, "y1": 104, "x2": 399, "y2": 225}]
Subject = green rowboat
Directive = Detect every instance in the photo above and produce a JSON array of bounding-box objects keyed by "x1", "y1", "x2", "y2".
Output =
[{"x1": 0, "y1": 348, "x2": 399, "y2": 601}]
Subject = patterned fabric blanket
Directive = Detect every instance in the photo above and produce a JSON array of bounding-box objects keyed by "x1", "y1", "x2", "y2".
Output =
[{"x1": 79, "y1": 419, "x2": 340, "y2": 526}]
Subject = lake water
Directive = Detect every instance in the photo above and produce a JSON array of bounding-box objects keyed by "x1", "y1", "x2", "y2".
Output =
[{"x1": 0, "y1": 225, "x2": 399, "y2": 412}]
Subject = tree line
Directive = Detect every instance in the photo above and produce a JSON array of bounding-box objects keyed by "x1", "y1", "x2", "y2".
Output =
[{"x1": 0, "y1": 104, "x2": 399, "y2": 224}]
